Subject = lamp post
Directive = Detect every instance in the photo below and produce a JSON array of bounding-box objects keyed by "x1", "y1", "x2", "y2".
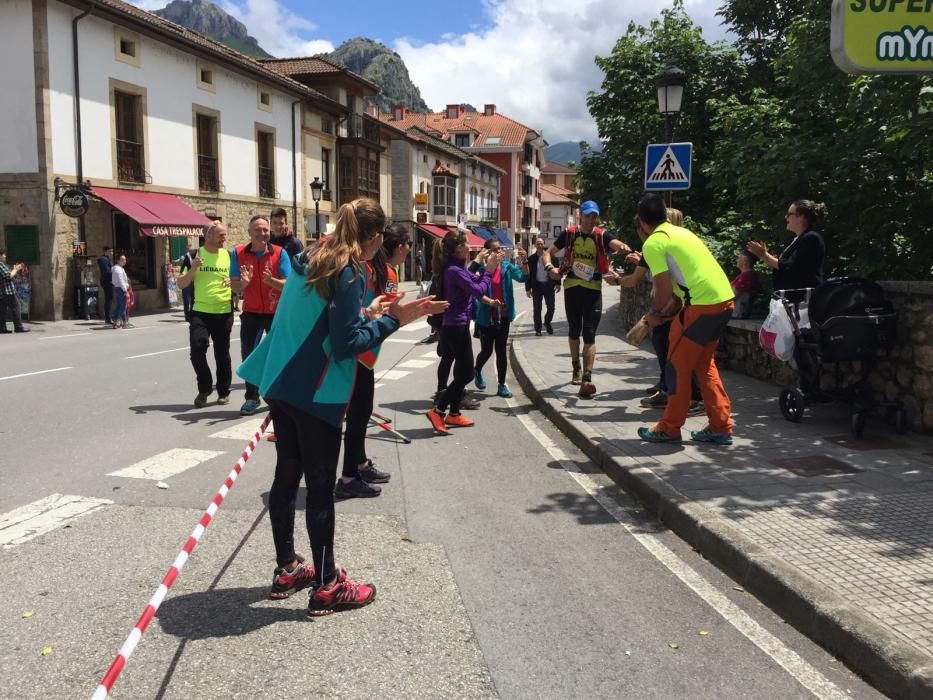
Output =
[
  {"x1": 310, "y1": 176, "x2": 324, "y2": 239},
  {"x1": 655, "y1": 63, "x2": 687, "y2": 206}
]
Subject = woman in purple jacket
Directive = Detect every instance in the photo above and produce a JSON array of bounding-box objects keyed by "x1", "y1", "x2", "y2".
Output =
[{"x1": 426, "y1": 231, "x2": 501, "y2": 435}]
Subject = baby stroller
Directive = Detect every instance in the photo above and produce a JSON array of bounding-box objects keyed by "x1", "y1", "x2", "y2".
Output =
[{"x1": 776, "y1": 277, "x2": 903, "y2": 438}]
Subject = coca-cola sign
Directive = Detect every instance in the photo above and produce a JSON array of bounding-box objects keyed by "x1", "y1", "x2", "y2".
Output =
[{"x1": 60, "y1": 188, "x2": 89, "y2": 217}]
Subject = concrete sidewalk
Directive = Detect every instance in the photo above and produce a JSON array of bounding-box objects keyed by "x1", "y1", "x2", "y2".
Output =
[{"x1": 510, "y1": 305, "x2": 933, "y2": 698}]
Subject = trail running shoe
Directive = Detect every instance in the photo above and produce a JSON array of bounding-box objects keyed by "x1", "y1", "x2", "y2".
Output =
[
  {"x1": 358, "y1": 459, "x2": 391, "y2": 484},
  {"x1": 240, "y1": 399, "x2": 261, "y2": 416},
  {"x1": 194, "y1": 392, "x2": 211, "y2": 408},
  {"x1": 269, "y1": 556, "x2": 315, "y2": 600},
  {"x1": 426, "y1": 408, "x2": 449, "y2": 435},
  {"x1": 497, "y1": 383, "x2": 513, "y2": 398},
  {"x1": 571, "y1": 365, "x2": 582, "y2": 385},
  {"x1": 307, "y1": 569, "x2": 376, "y2": 617},
  {"x1": 334, "y1": 477, "x2": 381, "y2": 499},
  {"x1": 637, "y1": 426, "x2": 682, "y2": 443},
  {"x1": 444, "y1": 413, "x2": 474, "y2": 427},
  {"x1": 579, "y1": 372, "x2": 596, "y2": 398},
  {"x1": 474, "y1": 369, "x2": 487, "y2": 390},
  {"x1": 646, "y1": 382, "x2": 662, "y2": 395},
  {"x1": 690, "y1": 427, "x2": 734, "y2": 445},
  {"x1": 217, "y1": 395, "x2": 230, "y2": 406},
  {"x1": 640, "y1": 391, "x2": 668, "y2": 408}
]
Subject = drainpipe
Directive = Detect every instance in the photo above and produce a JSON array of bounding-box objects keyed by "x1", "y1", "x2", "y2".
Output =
[
  {"x1": 73, "y1": 1, "x2": 94, "y2": 189},
  {"x1": 291, "y1": 99, "x2": 302, "y2": 234}
]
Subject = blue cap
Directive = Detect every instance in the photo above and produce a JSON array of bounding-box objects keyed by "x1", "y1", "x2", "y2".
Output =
[{"x1": 580, "y1": 200, "x2": 599, "y2": 216}]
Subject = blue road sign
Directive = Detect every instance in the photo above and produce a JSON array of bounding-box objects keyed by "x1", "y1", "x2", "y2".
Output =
[{"x1": 644, "y1": 142, "x2": 692, "y2": 191}]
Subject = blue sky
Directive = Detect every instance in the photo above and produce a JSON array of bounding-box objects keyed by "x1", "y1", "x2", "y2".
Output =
[{"x1": 132, "y1": 0, "x2": 728, "y2": 143}]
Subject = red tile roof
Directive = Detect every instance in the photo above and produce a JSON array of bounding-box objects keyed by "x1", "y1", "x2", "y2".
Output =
[
  {"x1": 379, "y1": 110, "x2": 539, "y2": 149},
  {"x1": 540, "y1": 184, "x2": 578, "y2": 206},
  {"x1": 260, "y1": 56, "x2": 378, "y2": 91},
  {"x1": 543, "y1": 161, "x2": 576, "y2": 174}
]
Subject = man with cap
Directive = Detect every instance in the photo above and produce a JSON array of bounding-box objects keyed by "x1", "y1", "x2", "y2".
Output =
[{"x1": 541, "y1": 200, "x2": 630, "y2": 397}]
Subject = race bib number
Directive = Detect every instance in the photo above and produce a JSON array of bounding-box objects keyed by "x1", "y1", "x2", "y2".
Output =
[{"x1": 572, "y1": 260, "x2": 595, "y2": 282}]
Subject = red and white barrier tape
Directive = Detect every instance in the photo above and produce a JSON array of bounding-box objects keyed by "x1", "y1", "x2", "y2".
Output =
[{"x1": 91, "y1": 414, "x2": 272, "y2": 700}]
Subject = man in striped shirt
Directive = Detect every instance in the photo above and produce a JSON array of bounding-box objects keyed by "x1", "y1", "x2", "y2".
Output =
[{"x1": 0, "y1": 249, "x2": 28, "y2": 333}]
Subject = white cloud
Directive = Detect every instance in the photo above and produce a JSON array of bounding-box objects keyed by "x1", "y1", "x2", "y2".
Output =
[{"x1": 396, "y1": 0, "x2": 727, "y2": 143}]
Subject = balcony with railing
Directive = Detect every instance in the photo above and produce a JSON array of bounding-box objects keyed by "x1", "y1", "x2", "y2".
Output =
[
  {"x1": 116, "y1": 139, "x2": 145, "y2": 183},
  {"x1": 198, "y1": 155, "x2": 219, "y2": 192},
  {"x1": 343, "y1": 113, "x2": 382, "y2": 147},
  {"x1": 258, "y1": 166, "x2": 275, "y2": 199},
  {"x1": 479, "y1": 207, "x2": 499, "y2": 225}
]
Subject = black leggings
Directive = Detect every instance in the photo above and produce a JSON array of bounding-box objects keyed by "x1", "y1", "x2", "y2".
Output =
[
  {"x1": 475, "y1": 320, "x2": 511, "y2": 385},
  {"x1": 267, "y1": 399, "x2": 342, "y2": 582},
  {"x1": 652, "y1": 320, "x2": 701, "y2": 401},
  {"x1": 342, "y1": 364, "x2": 374, "y2": 478},
  {"x1": 435, "y1": 324, "x2": 474, "y2": 413},
  {"x1": 563, "y1": 286, "x2": 602, "y2": 344}
]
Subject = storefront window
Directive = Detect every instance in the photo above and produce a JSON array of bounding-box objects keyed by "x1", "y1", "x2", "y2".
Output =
[{"x1": 113, "y1": 212, "x2": 155, "y2": 288}]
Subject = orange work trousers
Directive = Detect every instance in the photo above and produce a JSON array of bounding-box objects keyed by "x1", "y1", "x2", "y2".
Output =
[{"x1": 657, "y1": 300, "x2": 734, "y2": 437}]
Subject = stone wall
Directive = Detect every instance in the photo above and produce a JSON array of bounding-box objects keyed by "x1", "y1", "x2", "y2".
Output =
[{"x1": 618, "y1": 279, "x2": 933, "y2": 433}]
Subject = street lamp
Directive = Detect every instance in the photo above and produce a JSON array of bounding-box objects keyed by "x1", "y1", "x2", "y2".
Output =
[
  {"x1": 310, "y1": 176, "x2": 324, "y2": 239},
  {"x1": 655, "y1": 63, "x2": 687, "y2": 205}
]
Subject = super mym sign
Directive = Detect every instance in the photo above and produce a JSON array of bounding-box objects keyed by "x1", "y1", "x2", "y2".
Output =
[{"x1": 831, "y1": 0, "x2": 933, "y2": 73}]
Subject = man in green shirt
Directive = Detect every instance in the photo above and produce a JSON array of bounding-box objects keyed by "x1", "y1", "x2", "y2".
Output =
[
  {"x1": 635, "y1": 194, "x2": 735, "y2": 445},
  {"x1": 177, "y1": 221, "x2": 234, "y2": 407}
]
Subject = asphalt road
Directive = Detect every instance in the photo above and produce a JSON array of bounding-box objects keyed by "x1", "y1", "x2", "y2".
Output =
[{"x1": 0, "y1": 285, "x2": 883, "y2": 699}]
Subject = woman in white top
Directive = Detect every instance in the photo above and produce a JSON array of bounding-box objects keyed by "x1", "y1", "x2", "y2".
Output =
[{"x1": 111, "y1": 254, "x2": 131, "y2": 329}]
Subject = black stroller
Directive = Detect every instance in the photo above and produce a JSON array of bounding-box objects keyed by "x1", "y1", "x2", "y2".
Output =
[{"x1": 776, "y1": 277, "x2": 904, "y2": 438}]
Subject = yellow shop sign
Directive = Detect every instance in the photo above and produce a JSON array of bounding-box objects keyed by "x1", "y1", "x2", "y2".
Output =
[{"x1": 831, "y1": 0, "x2": 933, "y2": 73}]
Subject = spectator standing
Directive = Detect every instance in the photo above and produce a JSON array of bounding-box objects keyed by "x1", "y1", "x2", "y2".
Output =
[
  {"x1": 635, "y1": 194, "x2": 735, "y2": 445},
  {"x1": 97, "y1": 246, "x2": 114, "y2": 325},
  {"x1": 230, "y1": 216, "x2": 290, "y2": 416},
  {"x1": 176, "y1": 243, "x2": 197, "y2": 322},
  {"x1": 0, "y1": 249, "x2": 28, "y2": 333},
  {"x1": 270, "y1": 206, "x2": 303, "y2": 262},
  {"x1": 747, "y1": 199, "x2": 826, "y2": 292},
  {"x1": 111, "y1": 254, "x2": 131, "y2": 329},
  {"x1": 525, "y1": 237, "x2": 558, "y2": 336},
  {"x1": 176, "y1": 221, "x2": 234, "y2": 408}
]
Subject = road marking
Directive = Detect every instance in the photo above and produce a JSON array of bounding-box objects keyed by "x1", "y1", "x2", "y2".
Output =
[
  {"x1": 375, "y1": 369, "x2": 411, "y2": 381},
  {"x1": 396, "y1": 359, "x2": 435, "y2": 369},
  {"x1": 508, "y1": 398, "x2": 848, "y2": 700},
  {"x1": 38, "y1": 333, "x2": 93, "y2": 341},
  {"x1": 374, "y1": 383, "x2": 385, "y2": 389},
  {"x1": 108, "y1": 448, "x2": 225, "y2": 481},
  {"x1": 384, "y1": 338, "x2": 419, "y2": 344},
  {"x1": 209, "y1": 419, "x2": 266, "y2": 441},
  {"x1": 0, "y1": 367, "x2": 72, "y2": 382},
  {"x1": 420, "y1": 350, "x2": 439, "y2": 358},
  {"x1": 397, "y1": 320, "x2": 429, "y2": 333},
  {"x1": 0, "y1": 494, "x2": 112, "y2": 548},
  {"x1": 125, "y1": 347, "x2": 188, "y2": 359}
]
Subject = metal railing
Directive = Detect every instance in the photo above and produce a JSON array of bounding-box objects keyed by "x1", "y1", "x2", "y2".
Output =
[
  {"x1": 198, "y1": 155, "x2": 218, "y2": 192},
  {"x1": 258, "y1": 166, "x2": 275, "y2": 199},
  {"x1": 116, "y1": 139, "x2": 145, "y2": 183},
  {"x1": 479, "y1": 207, "x2": 499, "y2": 224}
]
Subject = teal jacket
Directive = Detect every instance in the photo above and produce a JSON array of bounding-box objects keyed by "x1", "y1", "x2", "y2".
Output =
[
  {"x1": 237, "y1": 264, "x2": 399, "y2": 427},
  {"x1": 473, "y1": 260, "x2": 527, "y2": 327}
]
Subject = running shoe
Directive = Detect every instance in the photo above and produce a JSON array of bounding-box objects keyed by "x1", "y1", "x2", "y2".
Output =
[
  {"x1": 474, "y1": 368, "x2": 487, "y2": 390},
  {"x1": 571, "y1": 365, "x2": 582, "y2": 385},
  {"x1": 240, "y1": 399, "x2": 261, "y2": 416},
  {"x1": 194, "y1": 391, "x2": 211, "y2": 408},
  {"x1": 640, "y1": 391, "x2": 668, "y2": 408},
  {"x1": 444, "y1": 413, "x2": 474, "y2": 427},
  {"x1": 637, "y1": 426, "x2": 682, "y2": 443},
  {"x1": 269, "y1": 556, "x2": 315, "y2": 600},
  {"x1": 217, "y1": 394, "x2": 230, "y2": 406},
  {"x1": 579, "y1": 372, "x2": 596, "y2": 398},
  {"x1": 535, "y1": 330, "x2": 542, "y2": 336},
  {"x1": 307, "y1": 568, "x2": 376, "y2": 617},
  {"x1": 687, "y1": 400, "x2": 705, "y2": 417},
  {"x1": 646, "y1": 382, "x2": 662, "y2": 395},
  {"x1": 334, "y1": 477, "x2": 381, "y2": 499},
  {"x1": 690, "y1": 427, "x2": 733, "y2": 445},
  {"x1": 358, "y1": 459, "x2": 391, "y2": 484},
  {"x1": 460, "y1": 396, "x2": 481, "y2": 410},
  {"x1": 426, "y1": 408, "x2": 449, "y2": 435},
  {"x1": 497, "y1": 384, "x2": 513, "y2": 398}
]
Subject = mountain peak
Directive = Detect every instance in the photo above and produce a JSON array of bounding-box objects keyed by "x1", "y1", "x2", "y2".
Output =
[
  {"x1": 153, "y1": 0, "x2": 272, "y2": 58},
  {"x1": 326, "y1": 38, "x2": 430, "y2": 113}
]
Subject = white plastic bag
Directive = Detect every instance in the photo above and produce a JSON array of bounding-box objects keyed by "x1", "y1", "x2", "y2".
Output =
[{"x1": 758, "y1": 298, "x2": 796, "y2": 361}]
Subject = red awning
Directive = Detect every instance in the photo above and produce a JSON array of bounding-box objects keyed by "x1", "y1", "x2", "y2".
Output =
[
  {"x1": 89, "y1": 186, "x2": 213, "y2": 237},
  {"x1": 417, "y1": 225, "x2": 484, "y2": 250}
]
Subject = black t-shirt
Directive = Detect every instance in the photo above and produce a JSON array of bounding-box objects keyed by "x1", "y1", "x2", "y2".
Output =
[
  {"x1": 773, "y1": 230, "x2": 825, "y2": 290},
  {"x1": 553, "y1": 228, "x2": 616, "y2": 287},
  {"x1": 272, "y1": 233, "x2": 302, "y2": 261}
]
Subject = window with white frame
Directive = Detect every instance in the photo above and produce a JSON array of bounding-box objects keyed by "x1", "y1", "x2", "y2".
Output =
[{"x1": 432, "y1": 175, "x2": 456, "y2": 217}]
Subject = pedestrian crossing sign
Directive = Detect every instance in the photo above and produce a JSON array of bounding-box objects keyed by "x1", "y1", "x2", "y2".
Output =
[{"x1": 644, "y1": 143, "x2": 692, "y2": 191}]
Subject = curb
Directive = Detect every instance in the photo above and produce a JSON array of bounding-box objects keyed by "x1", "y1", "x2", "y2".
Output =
[{"x1": 509, "y1": 331, "x2": 933, "y2": 699}]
